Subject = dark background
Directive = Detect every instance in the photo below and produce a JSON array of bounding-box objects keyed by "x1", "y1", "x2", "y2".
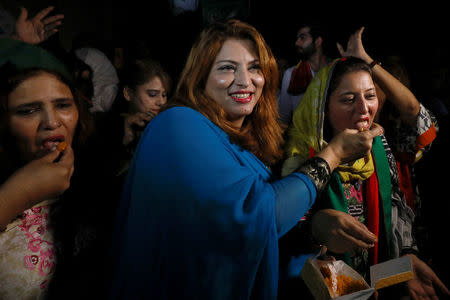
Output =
[
  {"x1": 1, "y1": 0, "x2": 449, "y2": 95},
  {"x1": 2, "y1": 0, "x2": 449, "y2": 287}
]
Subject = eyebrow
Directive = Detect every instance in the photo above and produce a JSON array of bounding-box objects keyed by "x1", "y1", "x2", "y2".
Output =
[
  {"x1": 10, "y1": 101, "x2": 39, "y2": 110},
  {"x1": 338, "y1": 87, "x2": 376, "y2": 96},
  {"x1": 216, "y1": 59, "x2": 237, "y2": 64},
  {"x1": 53, "y1": 97, "x2": 74, "y2": 102},
  {"x1": 10, "y1": 98, "x2": 74, "y2": 109},
  {"x1": 297, "y1": 31, "x2": 311, "y2": 37},
  {"x1": 215, "y1": 59, "x2": 260, "y2": 65}
]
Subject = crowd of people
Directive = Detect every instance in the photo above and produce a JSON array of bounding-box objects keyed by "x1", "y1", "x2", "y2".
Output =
[{"x1": 1, "y1": 5, "x2": 449, "y2": 300}]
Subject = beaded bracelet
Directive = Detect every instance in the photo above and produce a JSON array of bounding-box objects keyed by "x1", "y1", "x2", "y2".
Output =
[{"x1": 297, "y1": 156, "x2": 331, "y2": 194}]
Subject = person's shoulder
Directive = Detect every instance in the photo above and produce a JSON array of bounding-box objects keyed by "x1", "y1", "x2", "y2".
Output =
[
  {"x1": 283, "y1": 65, "x2": 296, "y2": 77},
  {"x1": 157, "y1": 106, "x2": 210, "y2": 124},
  {"x1": 75, "y1": 47, "x2": 104, "y2": 58},
  {"x1": 152, "y1": 106, "x2": 226, "y2": 138}
]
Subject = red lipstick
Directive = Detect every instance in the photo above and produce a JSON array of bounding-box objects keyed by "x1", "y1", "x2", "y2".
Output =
[{"x1": 230, "y1": 91, "x2": 253, "y2": 103}]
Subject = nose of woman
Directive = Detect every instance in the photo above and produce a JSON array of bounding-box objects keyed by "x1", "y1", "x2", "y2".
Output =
[
  {"x1": 156, "y1": 94, "x2": 167, "y2": 106},
  {"x1": 355, "y1": 95, "x2": 370, "y2": 114},
  {"x1": 40, "y1": 108, "x2": 61, "y2": 130},
  {"x1": 234, "y1": 67, "x2": 251, "y2": 88}
]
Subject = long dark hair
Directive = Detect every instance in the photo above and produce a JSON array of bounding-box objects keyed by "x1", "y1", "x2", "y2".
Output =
[
  {"x1": 0, "y1": 63, "x2": 106, "y2": 298},
  {"x1": 0, "y1": 63, "x2": 94, "y2": 180},
  {"x1": 121, "y1": 58, "x2": 172, "y2": 94}
]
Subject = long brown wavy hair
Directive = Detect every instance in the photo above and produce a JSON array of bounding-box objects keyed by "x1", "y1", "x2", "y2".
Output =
[{"x1": 168, "y1": 19, "x2": 284, "y2": 166}]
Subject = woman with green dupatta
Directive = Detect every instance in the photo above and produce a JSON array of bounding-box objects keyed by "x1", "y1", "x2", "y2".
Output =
[{"x1": 281, "y1": 28, "x2": 449, "y2": 299}]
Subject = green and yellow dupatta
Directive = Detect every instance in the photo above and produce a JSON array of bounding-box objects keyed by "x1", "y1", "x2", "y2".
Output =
[{"x1": 282, "y1": 58, "x2": 392, "y2": 265}]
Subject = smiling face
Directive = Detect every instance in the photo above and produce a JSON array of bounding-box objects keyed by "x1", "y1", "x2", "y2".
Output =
[
  {"x1": 327, "y1": 70, "x2": 378, "y2": 136},
  {"x1": 205, "y1": 38, "x2": 265, "y2": 128},
  {"x1": 125, "y1": 76, "x2": 168, "y2": 115},
  {"x1": 7, "y1": 72, "x2": 79, "y2": 162}
]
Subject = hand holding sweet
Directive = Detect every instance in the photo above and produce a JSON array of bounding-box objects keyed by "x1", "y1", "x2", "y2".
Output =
[
  {"x1": 11, "y1": 145, "x2": 74, "y2": 204},
  {"x1": 318, "y1": 123, "x2": 384, "y2": 170},
  {"x1": 0, "y1": 146, "x2": 74, "y2": 229}
]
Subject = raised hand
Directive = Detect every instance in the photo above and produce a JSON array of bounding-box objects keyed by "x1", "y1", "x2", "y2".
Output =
[
  {"x1": 336, "y1": 27, "x2": 371, "y2": 63},
  {"x1": 14, "y1": 6, "x2": 64, "y2": 45}
]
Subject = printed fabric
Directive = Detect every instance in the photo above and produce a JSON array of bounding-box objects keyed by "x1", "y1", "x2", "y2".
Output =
[
  {"x1": 282, "y1": 58, "x2": 437, "y2": 271},
  {"x1": 0, "y1": 200, "x2": 57, "y2": 300}
]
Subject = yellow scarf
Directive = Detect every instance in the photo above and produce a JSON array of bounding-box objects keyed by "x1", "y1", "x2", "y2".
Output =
[
  {"x1": 282, "y1": 58, "x2": 374, "y2": 183},
  {"x1": 336, "y1": 155, "x2": 374, "y2": 182}
]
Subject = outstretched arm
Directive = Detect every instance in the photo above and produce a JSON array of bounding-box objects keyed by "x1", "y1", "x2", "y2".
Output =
[
  {"x1": 337, "y1": 27, "x2": 420, "y2": 127},
  {"x1": 11, "y1": 6, "x2": 64, "y2": 45}
]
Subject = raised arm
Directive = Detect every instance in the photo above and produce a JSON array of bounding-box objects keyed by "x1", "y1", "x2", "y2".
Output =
[{"x1": 337, "y1": 27, "x2": 420, "y2": 127}]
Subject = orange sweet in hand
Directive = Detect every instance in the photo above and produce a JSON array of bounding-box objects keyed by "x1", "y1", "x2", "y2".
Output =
[{"x1": 57, "y1": 141, "x2": 67, "y2": 152}]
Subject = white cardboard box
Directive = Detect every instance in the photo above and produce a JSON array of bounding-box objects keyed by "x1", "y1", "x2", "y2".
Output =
[{"x1": 301, "y1": 255, "x2": 414, "y2": 300}]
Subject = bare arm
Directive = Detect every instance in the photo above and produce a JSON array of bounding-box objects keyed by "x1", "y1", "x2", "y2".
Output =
[
  {"x1": 0, "y1": 147, "x2": 73, "y2": 229},
  {"x1": 371, "y1": 63, "x2": 420, "y2": 127}
]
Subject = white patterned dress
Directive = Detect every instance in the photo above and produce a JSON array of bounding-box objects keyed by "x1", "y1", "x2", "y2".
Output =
[{"x1": 0, "y1": 200, "x2": 57, "y2": 300}]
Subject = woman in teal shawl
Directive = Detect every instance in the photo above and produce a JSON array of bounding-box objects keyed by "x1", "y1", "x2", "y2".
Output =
[
  {"x1": 282, "y1": 28, "x2": 449, "y2": 299},
  {"x1": 107, "y1": 20, "x2": 385, "y2": 300}
]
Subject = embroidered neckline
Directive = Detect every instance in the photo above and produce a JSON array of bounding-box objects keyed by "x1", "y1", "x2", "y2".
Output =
[{"x1": 4, "y1": 199, "x2": 58, "y2": 232}]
